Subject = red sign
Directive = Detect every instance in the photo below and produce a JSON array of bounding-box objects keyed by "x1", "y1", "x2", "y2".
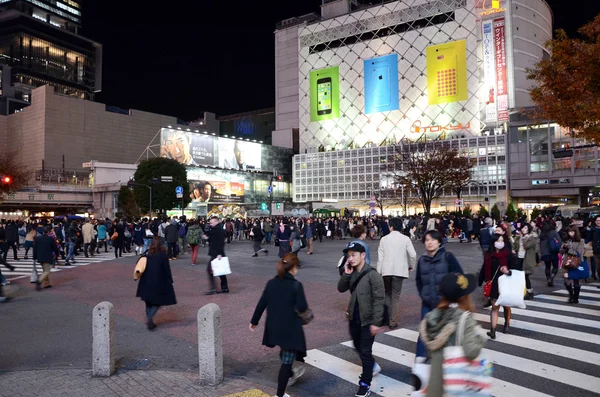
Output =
[{"x1": 493, "y1": 18, "x2": 509, "y2": 121}]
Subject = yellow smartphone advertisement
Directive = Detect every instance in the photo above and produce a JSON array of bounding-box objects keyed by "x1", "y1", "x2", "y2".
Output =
[{"x1": 426, "y1": 40, "x2": 468, "y2": 105}]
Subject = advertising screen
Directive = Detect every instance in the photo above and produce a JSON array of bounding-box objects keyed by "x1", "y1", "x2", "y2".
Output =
[
  {"x1": 426, "y1": 40, "x2": 468, "y2": 105},
  {"x1": 189, "y1": 179, "x2": 245, "y2": 204},
  {"x1": 310, "y1": 66, "x2": 340, "y2": 122},
  {"x1": 364, "y1": 54, "x2": 399, "y2": 114},
  {"x1": 217, "y1": 139, "x2": 262, "y2": 170},
  {"x1": 482, "y1": 20, "x2": 498, "y2": 123},
  {"x1": 160, "y1": 128, "x2": 215, "y2": 166}
]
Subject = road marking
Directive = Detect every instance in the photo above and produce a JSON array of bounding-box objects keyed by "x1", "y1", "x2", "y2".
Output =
[
  {"x1": 305, "y1": 349, "x2": 413, "y2": 396},
  {"x1": 390, "y1": 329, "x2": 600, "y2": 393},
  {"x1": 535, "y1": 294, "x2": 600, "y2": 307},
  {"x1": 485, "y1": 307, "x2": 600, "y2": 329},
  {"x1": 553, "y1": 289, "x2": 600, "y2": 299},
  {"x1": 581, "y1": 285, "x2": 600, "y2": 291},
  {"x1": 522, "y1": 299, "x2": 600, "y2": 317},
  {"x1": 221, "y1": 390, "x2": 270, "y2": 397},
  {"x1": 470, "y1": 312, "x2": 600, "y2": 346}
]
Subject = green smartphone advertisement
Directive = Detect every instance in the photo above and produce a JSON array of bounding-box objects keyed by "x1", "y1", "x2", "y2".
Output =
[{"x1": 310, "y1": 66, "x2": 340, "y2": 122}]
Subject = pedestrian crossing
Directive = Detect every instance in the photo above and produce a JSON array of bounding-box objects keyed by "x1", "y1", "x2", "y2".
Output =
[
  {"x1": 303, "y1": 283, "x2": 600, "y2": 397},
  {"x1": 1, "y1": 250, "x2": 137, "y2": 281}
]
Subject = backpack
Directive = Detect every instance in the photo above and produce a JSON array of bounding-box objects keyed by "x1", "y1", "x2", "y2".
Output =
[
  {"x1": 549, "y1": 234, "x2": 562, "y2": 254},
  {"x1": 480, "y1": 227, "x2": 491, "y2": 249},
  {"x1": 178, "y1": 223, "x2": 187, "y2": 237},
  {"x1": 187, "y1": 227, "x2": 201, "y2": 245}
]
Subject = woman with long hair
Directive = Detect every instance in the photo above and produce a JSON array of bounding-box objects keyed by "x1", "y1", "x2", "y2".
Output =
[
  {"x1": 250, "y1": 253, "x2": 309, "y2": 397},
  {"x1": 479, "y1": 234, "x2": 516, "y2": 339},
  {"x1": 135, "y1": 237, "x2": 177, "y2": 330},
  {"x1": 419, "y1": 272, "x2": 486, "y2": 397},
  {"x1": 513, "y1": 223, "x2": 539, "y2": 300},
  {"x1": 562, "y1": 226, "x2": 585, "y2": 304}
]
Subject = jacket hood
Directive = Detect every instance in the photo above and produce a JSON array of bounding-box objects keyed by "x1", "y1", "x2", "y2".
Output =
[{"x1": 419, "y1": 307, "x2": 461, "y2": 351}]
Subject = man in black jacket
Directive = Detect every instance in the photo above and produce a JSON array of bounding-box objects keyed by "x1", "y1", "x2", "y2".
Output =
[
  {"x1": 165, "y1": 219, "x2": 179, "y2": 260},
  {"x1": 203, "y1": 216, "x2": 229, "y2": 295},
  {"x1": 33, "y1": 225, "x2": 60, "y2": 290},
  {"x1": 4, "y1": 221, "x2": 19, "y2": 261}
]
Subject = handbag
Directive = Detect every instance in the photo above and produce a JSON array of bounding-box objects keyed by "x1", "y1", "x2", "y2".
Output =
[
  {"x1": 294, "y1": 281, "x2": 314, "y2": 325},
  {"x1": 133, "y1": 256, "x2": 147, "y2": 281},
  {"x1": 561, "y1": 254, "x2": 581, "y2": 269},
  {"x1": 110, "y1": 231, "x2": 118, "y2": 241},
  {"x1": 483, "y1": 266, "x2": 500, "y2": 298},
  {"x1": 443, "y1": 311, "x2": 493, "y2": 396},
  {"x1": 30, "y1": 263, "x2": 38, "y2": 283},
  {"x1": 211, "y1": 256, "x2": 232, "y2": 277},
  {"x1": 567, "y1": 258, "x2": 590, "y2": 280}
]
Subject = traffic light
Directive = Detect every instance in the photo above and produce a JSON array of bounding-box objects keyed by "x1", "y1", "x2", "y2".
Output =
[
  {"x1": 276, "y1": 175, "x2": 282, "y2": 181},
  {"x1": 1, "y1": 176, "x2": 11, "y2": 184},
  {"x1": 261, "y1": 202, "x2": 267, "y2": 211},
  {"x1": 276, "y1": 203, "x2": 281, "y2": 210}
]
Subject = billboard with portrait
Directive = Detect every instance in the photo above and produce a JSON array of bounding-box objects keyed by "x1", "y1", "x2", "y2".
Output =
[
  {"x1": 160, "y1": 128, "x2": 215, "y2": 166},
  {"x1": 217, "y1": 139, "x2": 262, "y2": 171},
  {"x1": 189, "y1": 179, "x2": 245, "y2": 204}
]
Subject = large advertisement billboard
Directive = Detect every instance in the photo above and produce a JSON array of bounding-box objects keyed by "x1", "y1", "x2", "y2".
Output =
[
  {"x1": 160, "y1": 128, "x2": 262, "y2": 170},
  {"x1": 493, "y1": 18, "x2": 509, "y2": 121},
  {"x1": 426, "y1": 40, "x2": 468, "y2": 105},
  {"x1": 189, "y1": 180, "x2": 245, "y2": 204},
  {"x1": 310, "y1": 66, "x2": 340, "y2": 122},
  {"x1": 482, "y1": 20, "x2": 498, "y2": 123},
  {"x1": 364, "y1": 54, "x2": 399, "y2": 115}
]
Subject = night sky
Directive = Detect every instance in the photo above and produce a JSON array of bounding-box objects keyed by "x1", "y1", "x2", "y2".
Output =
[{"x1": 81, "y1": 0, "x2": 598, "y2": 121}]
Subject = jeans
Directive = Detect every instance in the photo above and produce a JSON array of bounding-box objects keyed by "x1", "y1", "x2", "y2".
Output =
[
  {"x1": 265, "y1": 232, "x2": 272, "y2": 244},
  {"x1": 415, "y1": 304, "x2": 432, "y2": 358},
  {"x1": 145, "y1": 301, "x2": 160, "y2": 323},
  {"x1": 178, "y1": 236, "x2": 187, "y2": 254},
  {"x1": 349, "y1": 321, "x2": 375, "y2": 386},
  {"x1": 65, "y1": 241, "x2": 75, "y2": 263},
  {"x1": 143, "y1": 238, "x2": 152, "y2": 255},
  {"x1": 383, "y1": 276, "x2": 405, "y2": 327}
]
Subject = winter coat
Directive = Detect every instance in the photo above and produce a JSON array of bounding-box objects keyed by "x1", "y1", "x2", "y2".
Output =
[
  {"x1": 419, "y1": 308, "x2": 486, "y2": 397},
  {"x1": 207, "y1": 225, "x2": 226, "y2": 259},
  {"x1": 514, "y1": 233, "x2": 539, "y2": 274},
  {"x1": 338, "y1": 265, "x2": 385, "y2": 327},
  {"x1": 479, "y1": 249, "x2": 517, "y2": 300},
  {"x1": 290, "y1": 229, "x2": 303, "y2": 253},
  {"x1": 416, "y1": 248, "x2": 464, "y2": 309},
  {"x1": 540, "y1": 229, "x2": 561, "y2": 260},
  {"x1": 165, "y1": 224, "x2": 179, "y2": 244},
  {"x1": 5, "y1": 223, "x2": 18, "y2": 242},
  {"x1": 33, "y1": 235, "x2": 60, "y2": 263},
  {"x1": 136, "y1": 252, "x2": 177, "y2": 306},
  {"x1": 251, "y1": 272, "x2": 308, "y2": 356},
  {"x1": 97, "y1": 225, "x2": 107, "y2": 240},
  {"x1": 187, "y1": 225, "x2": 201, "y2": 245},
  {"x1": 561, "y1": 239, "x2": 585, "y2": 274},
  {"x1": 82, "y1": 223, "x2": 94, "y2": 244},
  {"x1": 133, "y1": 226, "x2": 145, "y2": 246},
  {"x1": 585, "y1": 227, "x2": 600, "y2": 254},
  {"x1": 376, "y1": 230, "x2": 417, "y2": 278}
]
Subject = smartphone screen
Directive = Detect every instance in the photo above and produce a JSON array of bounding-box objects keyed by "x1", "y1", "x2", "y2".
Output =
[
  {"x1": 317, "y1": 77, "x2": 332, "y2": 115},
  {"x1": 372, "y1": 65, "x2": 391, "y2": 108},
  {"x1": 434, "y1": 52, "x2": 459, "y2": 99}
]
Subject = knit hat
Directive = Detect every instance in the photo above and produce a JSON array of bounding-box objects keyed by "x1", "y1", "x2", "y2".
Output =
[{"x1": 439, "y1": 272, "x2": 477, "y2": 303}]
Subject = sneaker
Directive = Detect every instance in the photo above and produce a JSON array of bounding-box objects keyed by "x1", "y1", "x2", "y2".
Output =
[
  {"x1": 356, "y1": 382, "x2": 371, "y2": 397},
  {"x1": 272, "y1": 394, "x2": 290, "y2": 397},
  {"x1": 287, "y1": 365, "x2": 305, "y2": 387},
  {"x1": 252, "y1": 253, "x2": 258, "y2": 257},
  {"x1": 373, "y1": 362, "x2": 381, "y2": 376}
]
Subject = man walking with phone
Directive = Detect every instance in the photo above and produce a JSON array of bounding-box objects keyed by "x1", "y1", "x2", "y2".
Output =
[{"x1": 338, "y1": 242, "x2": 385, "y2": 397}]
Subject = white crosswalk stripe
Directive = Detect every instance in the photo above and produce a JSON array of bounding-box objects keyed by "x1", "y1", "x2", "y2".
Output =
[
  {"x1": 303, "y1": 288, "x2": 600, "y2": 397},
  {"x1": 1, "y1": 251, "x2": 137, "y2": 280}
]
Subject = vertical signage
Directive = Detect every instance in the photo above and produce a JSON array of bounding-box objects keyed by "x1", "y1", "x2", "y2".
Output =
[
  {"x1": 482, "y1": 20, "x2": 497, "y2": 123},
  {"x1": 493, "y1": 18, "x2": 509, "y2": 121}
]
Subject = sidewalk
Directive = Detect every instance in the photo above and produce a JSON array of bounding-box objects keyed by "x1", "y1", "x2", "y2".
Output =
[{"x1": 0, "y1": 368, "x2": 273, "y2": 397}]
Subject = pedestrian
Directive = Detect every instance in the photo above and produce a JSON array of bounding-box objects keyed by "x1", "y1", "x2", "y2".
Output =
[
  {"x1": 64, "y1": 221, "x2": 78, "y2": 265},
  {"x1": 96, "y1": 220, "x2": 108, "y2": 253},
  {"x1": 289, "y1": 224, "x2": 304, "y2": 256},
  {"x1": 418, "y1": 272, "x2": 486, "y2": 397},
  {"x1": 414, "y1": 230, "x2": 464, "y2": 359},
  {"x1": 275, "y1": 221, "x2": 292, "y2": 258},
  {"x1": 251, "y1": 220, "x2": 268, "y2": 257},
  {"x1": 264, "y1": 217, "x2": 274, "y2": 245},
  {"x1": 203, "y1": 216, "x2": 229, "y2": 295},
  {"x1": 4, "y1": 221, "x2": 19, "y2": 261},
  {"x1": 376, "y1": 217, "x2": 417, "y2": 329},
  {"x1": 82, "y1": 218, "x2": 94, "y2": 258},
  {"x1": 479, "y1": 234, "x2": 516, "y2": 339},
  {"x1": 186, "y1": 219, "x2": 201, "y2": 266},
  {"x1": 585, "y1": 215, "x2": 600, "y2": 281},
  {"x1": 133, "y1": 221, "x2": 145, "y2": 255},
  {"x1": 135, "y1": 237, "x2": 177, "y2": 330},
  {"x1": 178, "y1": 217, "x2": 188, "y2": 254},
  {"x1": 23, "y1": 225, "x2": 36, "y2": 259},
  {"x1": 165, "y1": 219, "x2": 179, "y2": 260},
  {"x1": 513, "y1": 224, "x2": 539, "y2": 300},
  {"x1": 539, "y1": 220, "x2": 561, "y2": 287},
  {"x1": 33, "y1": 225, "x2": 60, "y2": 290},
  {"x1": 338, "y1": 242, "x2": 385, "y2": 397},
  {"x1": 479, "y1": 217, "x2": 494, "y2": 256},
  {"x1": 250, "y1": 253, "x2": 308, "y2": 397},
  {"x1": 562, "y1": 226, "x2": 585, "y2": 304},
  {"x1": 304, "y1": 218, "x2": 314, "y2": 255}
]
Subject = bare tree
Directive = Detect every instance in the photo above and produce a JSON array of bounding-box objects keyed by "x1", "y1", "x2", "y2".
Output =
[
  {"x1": 393, "y1": 144, "x2": 473, "y2": 215},
  {"x1": 0, "y1": 151, "x2": 30, "y2": 199}
]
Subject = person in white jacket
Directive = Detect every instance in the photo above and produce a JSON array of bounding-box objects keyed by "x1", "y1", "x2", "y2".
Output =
[{"x1": 376, "y1": 218, "x2": 417, "y2": 329}]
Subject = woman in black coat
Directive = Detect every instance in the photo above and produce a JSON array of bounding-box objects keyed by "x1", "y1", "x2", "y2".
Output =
[
  {"x1": 136, "y1": 237, "x2": 177, "y2": 330},
  {"x1": 250, "y1": 253, "x2": 309, "y2": 397}
]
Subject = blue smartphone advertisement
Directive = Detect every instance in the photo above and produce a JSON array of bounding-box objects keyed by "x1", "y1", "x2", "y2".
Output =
[{"x1": 364, "y1": 54, "x2": 399, "y2": 114}]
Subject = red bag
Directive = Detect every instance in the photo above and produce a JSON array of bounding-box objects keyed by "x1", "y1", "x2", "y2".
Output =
[{"x1": 483, "y1": 281, "x2": 492, "y2": 297}]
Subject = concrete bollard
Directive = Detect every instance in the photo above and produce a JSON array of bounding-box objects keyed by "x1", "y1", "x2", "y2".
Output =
[
  {"x1": 197, "y1": 303, "x2": 223, "y2": 385},
  {"x1": 92, "y1": 301, "x2": 115, "y2": 377}
]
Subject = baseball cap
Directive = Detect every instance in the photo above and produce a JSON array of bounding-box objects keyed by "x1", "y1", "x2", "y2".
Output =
[
  {"x1": 343, "y1": 242, "x2": 366, "y2": 254},
  {"x1": 438, "y1": 272, "x2": 477, "y2": 303}
]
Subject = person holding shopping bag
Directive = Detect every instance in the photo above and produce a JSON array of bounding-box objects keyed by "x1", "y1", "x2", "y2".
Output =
[
  {"x1": 561, "y1": 226, "x2": 585, "y2": 304},
  {"x1": 419, "y1": 272, "x2": 486, "y2": 397},
  {"x1": 250, "y1": 253, "x2": 309, "y2": 397},
  {"x1": 135, "y1": 237, "x2": 177, "y2": 330},
  {"x1": 513, "y1": 224, "x2": 539, "y2": 300}
]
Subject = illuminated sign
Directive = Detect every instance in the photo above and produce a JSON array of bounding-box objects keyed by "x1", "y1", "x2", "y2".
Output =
[
  {"x1": 410, "y1": 120, "x2": 471, "y2": 133},
  {"x1": 482, "y1": 20, "x2": 497, "y2": 123},
  {"x1": 475, "y1": 0, "x2": 506, "y2": 16},
  {"x1": 494, "y1": 18, "x2": 509, "y2": 121}
]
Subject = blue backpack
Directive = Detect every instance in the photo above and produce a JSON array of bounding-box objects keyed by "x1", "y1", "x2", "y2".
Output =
[{"x1": 549, "y1": 234, "x2": 562, "y2": 254}]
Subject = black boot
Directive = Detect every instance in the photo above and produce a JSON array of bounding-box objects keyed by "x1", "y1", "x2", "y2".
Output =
[
  {"x1": 573, "y1": 285, "x2": 581, "y2": 304},
  {"x1": 565, "y1": 284, "x2": 575, "y2": 304},
  {"x1": 487, "y1": 328, "x2": 496, "y2": 339}
]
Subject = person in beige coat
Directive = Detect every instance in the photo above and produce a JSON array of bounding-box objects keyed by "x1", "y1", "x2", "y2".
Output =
[
  {"x1": 376, "y1": 217, "x2": 417, "y2": 329},
  {"x1": 81, "y1": 219, "x2": 95, "y2": 258}
]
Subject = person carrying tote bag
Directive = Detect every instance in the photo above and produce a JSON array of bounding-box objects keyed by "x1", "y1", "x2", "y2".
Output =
[{"x1": 561, "y1": 226, "x2": 586, "y2": 304}]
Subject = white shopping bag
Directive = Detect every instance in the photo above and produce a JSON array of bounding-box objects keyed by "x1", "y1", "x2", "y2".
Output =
[
  {"x1": 211, "y1": 257, "x2": 232, "y2": 277},
  {"x1": 495, "y1": 270, "x2": 526, "y2": 309}
]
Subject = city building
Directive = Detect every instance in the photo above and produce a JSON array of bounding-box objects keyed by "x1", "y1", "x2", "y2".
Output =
[
  {"x1": 0, "y1": 0, "x2": 102, "y2": 114},
  {"x1": 275, "y1": 0, "x2": 555, "y2": 215},
  {"x1": 218, "y1": 108, "x2": 276, "y2": 145}
]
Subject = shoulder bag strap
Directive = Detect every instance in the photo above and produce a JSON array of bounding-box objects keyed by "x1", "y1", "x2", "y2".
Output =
[
  {"x1": 456, "y1": 310, "x2": 471, "y2": 346},
  {"x1": 350, "y1": 268, "x2": 372, "y2": 293}
]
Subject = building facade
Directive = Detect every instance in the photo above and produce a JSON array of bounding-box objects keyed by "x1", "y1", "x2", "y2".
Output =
[
  {"x1": 218, "y1": 108, "x2": 276, "y2": 145},
  {"x1": 0, "y1": 0, "x2": 102, "y2": 114},
  {"x1": 275, "y1": 0, "x2": 554, "y2": 214}
]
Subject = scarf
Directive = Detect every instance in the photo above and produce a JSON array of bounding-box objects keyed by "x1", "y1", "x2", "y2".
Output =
[{"x1": 484, "y1": 249, "x2": 509, "y2": 280}]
